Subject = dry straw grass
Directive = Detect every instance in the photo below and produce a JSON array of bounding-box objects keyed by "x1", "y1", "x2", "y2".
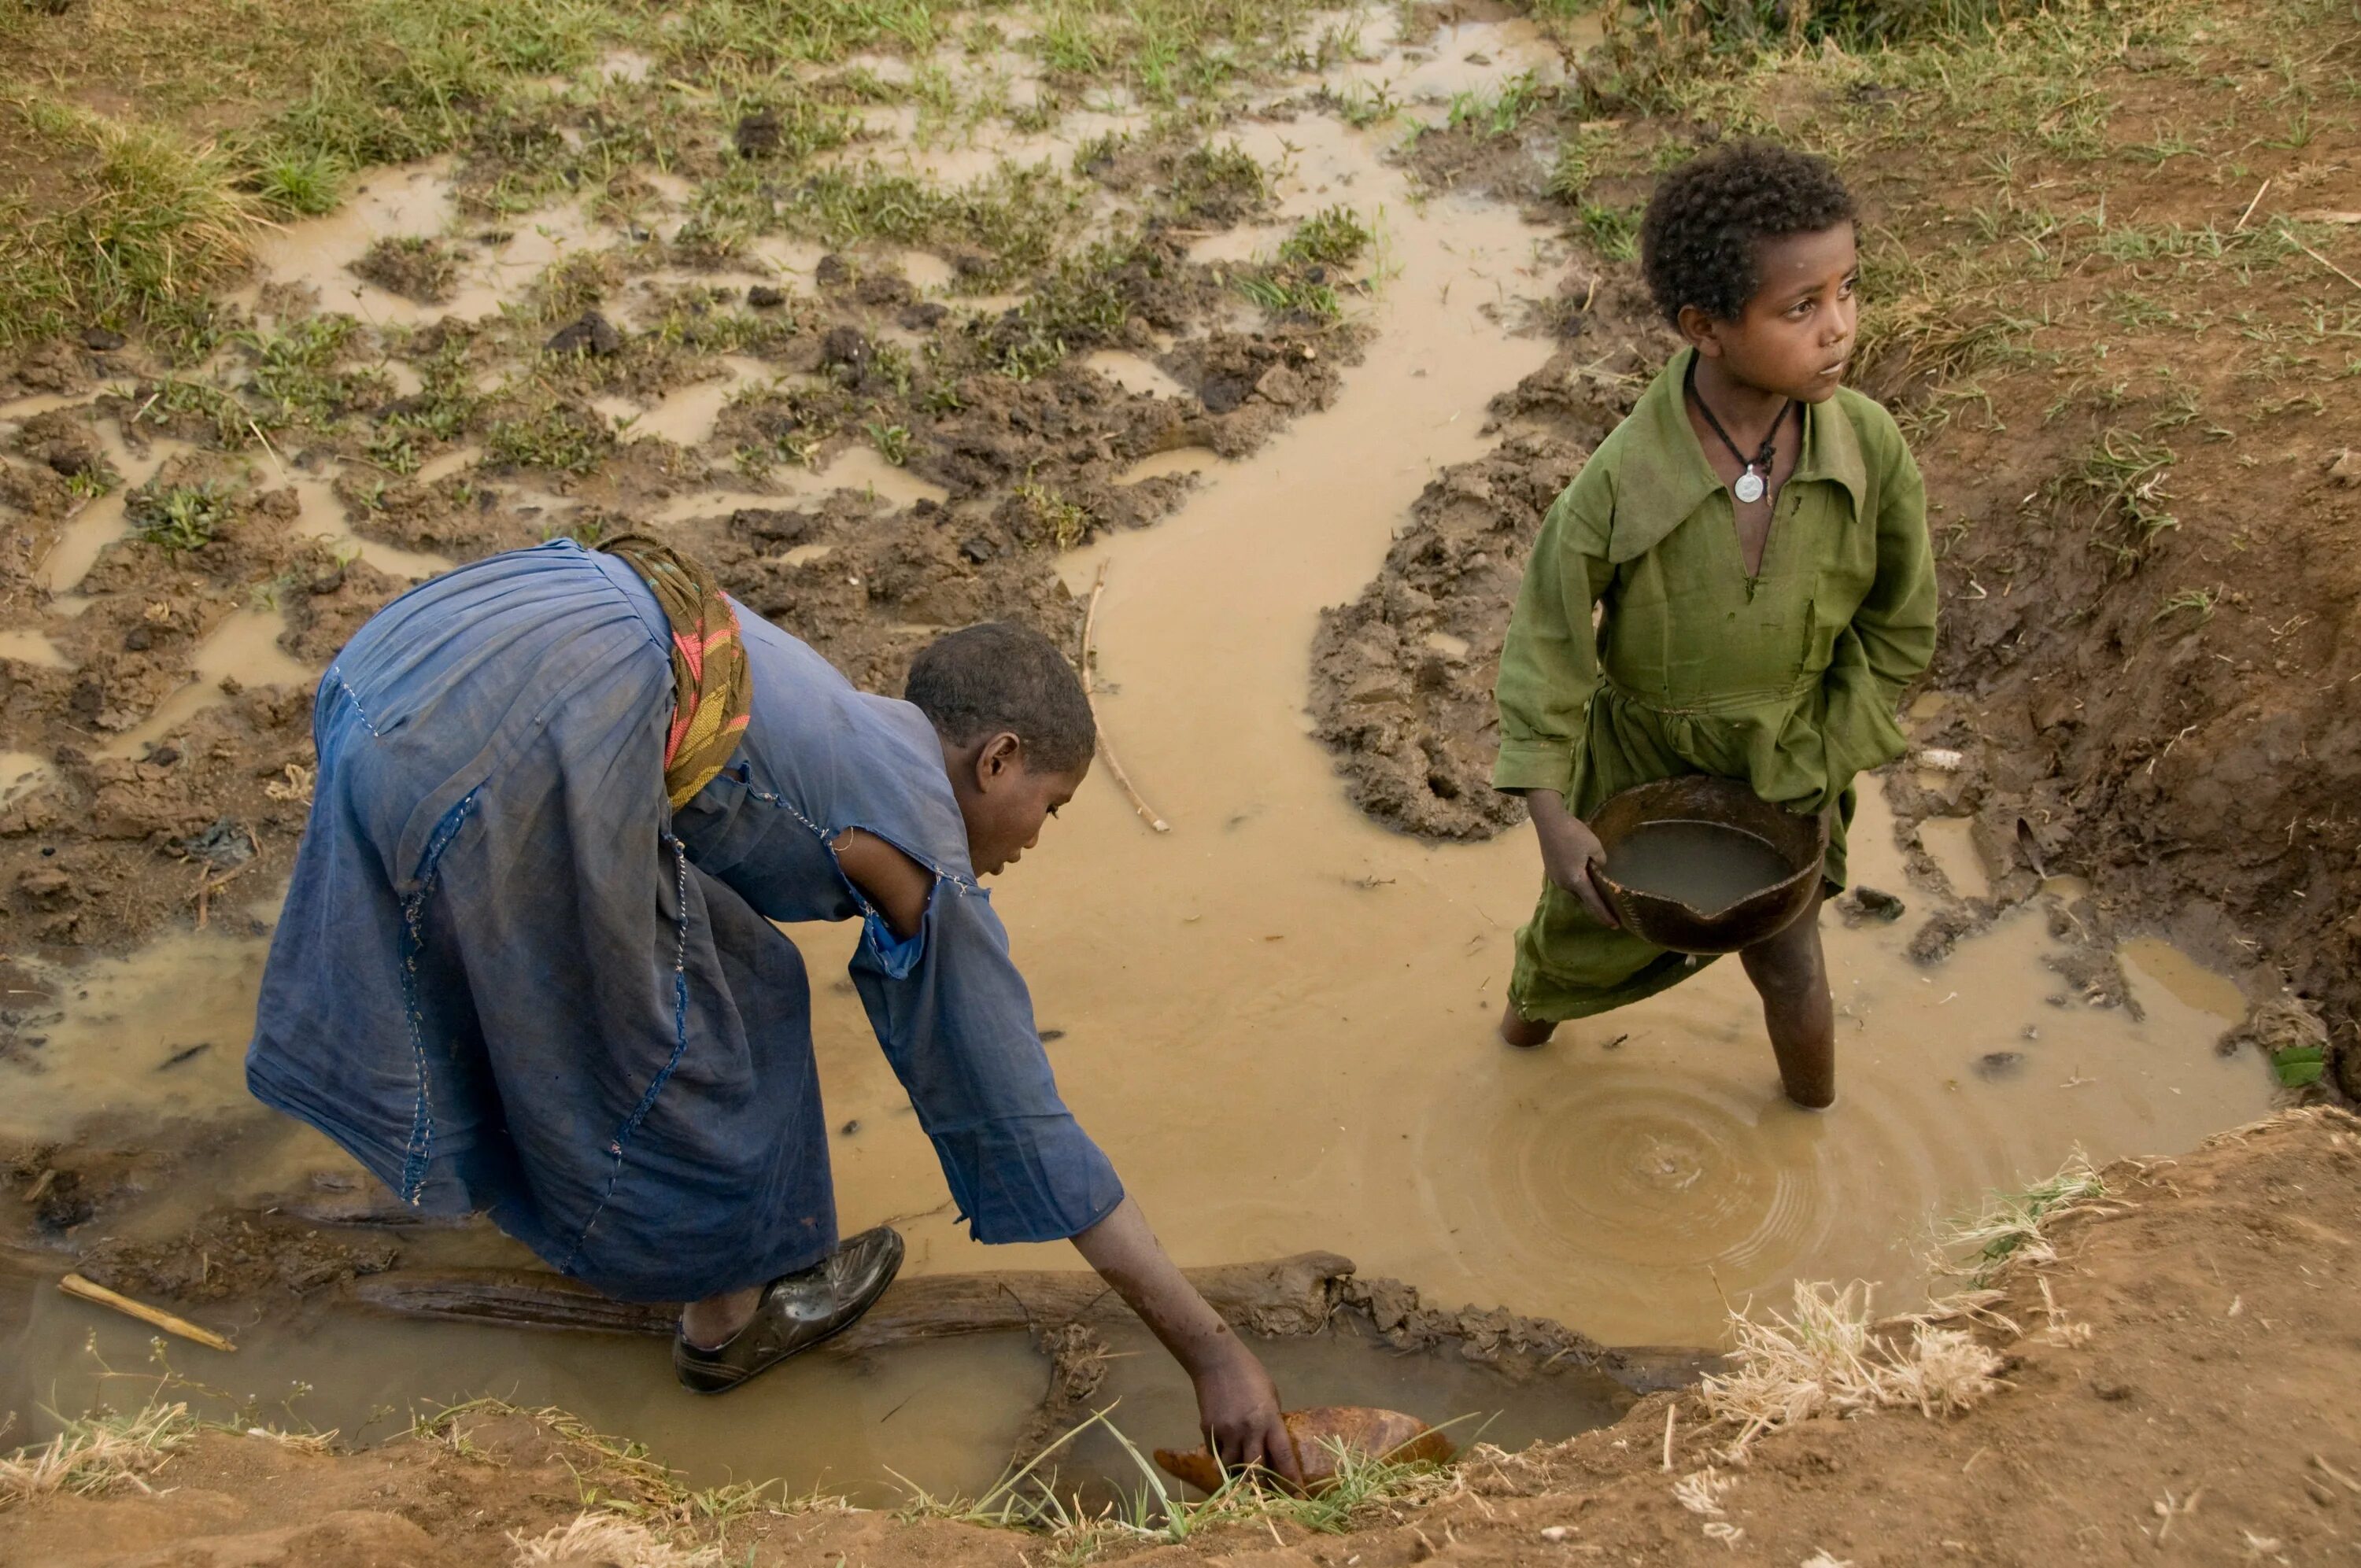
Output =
[
  {"x1": 1699, "y1": 1281, "x2": 2008, "y2": 1457},
  {"x1": 1700, "y1": 1154, "x2": 2128, "y2": 1456},
  {"x1": 508, "y1": 1511, "x2": 724, "y2": 1568},
  {"x1": 0, "y1": 1404, "x2": 198, "y2": 1510}
]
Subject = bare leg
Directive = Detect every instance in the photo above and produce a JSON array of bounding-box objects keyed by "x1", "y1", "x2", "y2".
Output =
[
  {"x1": 1498, "y1": 998, "x2": 1557, "y2": 1048},
  {"x1": 1738, "y1": 890, "x2": 1835, "y2": 1109},
  {"x1": 680, "y1": 1285, "x2": 762, "y2": 1349}
]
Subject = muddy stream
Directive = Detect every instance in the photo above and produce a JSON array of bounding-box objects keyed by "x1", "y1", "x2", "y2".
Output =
[{"x1": 0, "y1": 10, "x2": 2278, "y2": 1511}]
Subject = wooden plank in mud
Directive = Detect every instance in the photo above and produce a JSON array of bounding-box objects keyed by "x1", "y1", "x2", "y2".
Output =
[
  {"x1": 346, "y1": 1250, "x2": 1354, "y2": 1351},
  {"x1": 344, "y1": 1251, "x2": 1725, "y2": 1393}
]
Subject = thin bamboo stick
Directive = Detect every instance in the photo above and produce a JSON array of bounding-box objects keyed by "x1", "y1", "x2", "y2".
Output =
[
  {"x1": 1079, "y1": 566, "x2": 1169, "y2": 833},
  {"x1": 59, "y1": 1273, "x2": 237, "y2": 1352}
]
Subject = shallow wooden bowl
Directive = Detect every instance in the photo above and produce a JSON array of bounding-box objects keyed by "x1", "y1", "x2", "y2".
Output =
[{"x1": 1587, "y1": 775, "x2": 1827, "y2": 956}]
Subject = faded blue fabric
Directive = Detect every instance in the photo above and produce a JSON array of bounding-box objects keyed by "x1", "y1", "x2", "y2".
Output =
[{"x1": 247, "y1": 539, "x2": 1123, "y2": 1303}]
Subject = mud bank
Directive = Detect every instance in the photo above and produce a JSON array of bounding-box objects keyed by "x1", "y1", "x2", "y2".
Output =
[{"x1": 6, "y1": 1108, "x2": 2353, "y2": 1566}]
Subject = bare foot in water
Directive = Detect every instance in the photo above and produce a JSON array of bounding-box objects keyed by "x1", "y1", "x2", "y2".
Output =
[{"x1": 1498, "y1": 999, "x2": 1557, "y2": 1048}]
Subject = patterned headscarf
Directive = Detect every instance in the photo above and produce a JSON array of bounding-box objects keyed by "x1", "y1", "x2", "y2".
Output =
[{"x1": 598, "y1": 535, "x2": 753, "y2": 810}]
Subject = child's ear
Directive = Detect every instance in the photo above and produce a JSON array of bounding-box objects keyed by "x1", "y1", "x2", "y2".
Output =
[
  {"x1": 977, "y1": 731, "x2": 1023, "y2": 784},
  {"x1": 1676, "y1": 304, "x2": 1725, "y2": 357}
]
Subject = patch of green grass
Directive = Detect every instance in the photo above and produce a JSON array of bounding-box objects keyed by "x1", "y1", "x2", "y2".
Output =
[
  {"x1": 525, "y1": 249, "x2": 623, "y2": 326},
  {"x1": 2065, "y1": 426, "x2": 2179, "y2": 572},
  {"x1": 864, "y1": 419, "x2": 914, "y2": 465},
  {"x1": 484, "y1": 396, "x2": 613, "y2": 474},
  {"x1": 1546, "y1": 124, "x2": 1620, "y2": 205},
  {"x1": 2152, "y1": 584, "x2": 2218, "y2": 626},
  {"x1": 897, "y1": 1408, "x2": 1459, "y2": 1557},
  {"x1": 243, "y1": 314, "x2": 384, "y2": 424},
  {"x1": 776, "y1": 161, "x2": 1088, "y2": 287},
  {"x1": 251, "y1": 0, "x2": 619, "y2": 172},
  {"x1": 0, "y1": 99, "x2": 264, "y2": 346},
  {"x1": 1278, "y1": 206, "x2": 1371, "y2": 269},
  {"x1": 1576, "y1": 201, "x2": 1642, "y2": 262},
  {"x1": 250, "y1": 149, "x2": 346, "y2": 217},
  {"x1": 128, "y1": 480, "x2": 238, "y2": 552},
  {"x1": 1022, "y1": 0, "x2": 1320, "y2": 103},
  {"x1": 1238, "y1": 271, "x2": 1342, "y2": 323},
  {"x1": 1016, "y1": 481, "x2": 1093, "y2": 550},
  {"x1": 1326, "y1": 81, "x2": 1400, "y2": 128},
  {"x1": 985, "y1": 237, "x2": 1142, "y2": 378},
  {"x1": 1166, "y1": 140, "x2": 1269, "y2": 223},
  {"x1": 146, "y1": 373, "x2": 275, "y2": 447},
  {"x1": 1445, "y1": 71, "x2": 1550, "y2": 138}
]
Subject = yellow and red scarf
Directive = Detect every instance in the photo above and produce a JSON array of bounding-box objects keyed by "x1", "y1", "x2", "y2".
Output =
[{"x1": 599, "y1": 536, "x2": 752, "y2": 810}]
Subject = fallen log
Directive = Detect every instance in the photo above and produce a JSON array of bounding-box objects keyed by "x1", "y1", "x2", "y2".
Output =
[
  {"x1": 345, "y1": 1251, "x2": 1722, "y2": 1394},
  {"x1": 347, "y1": 1250, "x2": 1352, "y2": 1352}
]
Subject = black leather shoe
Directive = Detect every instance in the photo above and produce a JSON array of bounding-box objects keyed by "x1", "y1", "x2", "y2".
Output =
[{"x1": 673, "y1": 1227, "x2": 904, "y2": 1394}]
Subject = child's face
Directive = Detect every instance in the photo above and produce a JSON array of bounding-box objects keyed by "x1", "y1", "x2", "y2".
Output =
[
  {"x1": 1683, "y1": 223, "x2": 1860, "y2": 404},
  {"x1": 952, "y1": 734, "x2": 1087, "y2": 876}
]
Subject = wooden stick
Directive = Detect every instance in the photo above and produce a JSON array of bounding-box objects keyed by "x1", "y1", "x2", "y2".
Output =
[
  {"x1": 2234, "y1": 179, "x2": 2270, "y2": 231},
  {"x1": 2293, "y1": 234, "x2": 2361, "y2": 295},
  {"x1": 60, "y1": 1273, "x2": 237, "y2": 1352},
  {"x1": 1079, "y1": 565, "x2": 1170, "y2": 833}
]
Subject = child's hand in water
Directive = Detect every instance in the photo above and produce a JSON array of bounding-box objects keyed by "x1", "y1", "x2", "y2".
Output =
[
  {"x1": 1527, "y1": 790, "x2": 1620, "y2": 928},
  {"x1": 1192, "y1": 1341, "x2": 1301, "y2": 1485}
]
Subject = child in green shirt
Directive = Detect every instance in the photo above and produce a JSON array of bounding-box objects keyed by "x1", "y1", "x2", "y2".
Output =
[{"x1": 1491, "y1": 141, "x2": 1937, "y2": 1108}]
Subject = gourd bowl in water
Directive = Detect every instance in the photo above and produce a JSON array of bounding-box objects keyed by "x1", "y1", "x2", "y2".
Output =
[
  {"x1": 1586, "y1": 775, "x2": 1828, "y2": 955},
  {"x1": 1154, "y1": 1407, "x2": 1455, "y2": 1497}
]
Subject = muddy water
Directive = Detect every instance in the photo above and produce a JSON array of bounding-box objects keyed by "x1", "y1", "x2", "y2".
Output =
[
  {"x1": 798, "y1": 97, "x2": 2271, "y2": 1348},
  {"x1": 1918, "y1": 814, "x2": 1990, "y2": 901},
  {"x1": 1603, "y1": 821, "x2": 1796, "y2": 917},
  {"x1": 41, "y1": 430, "x2": 200, "y2": 594},
  {"x1": 100, "y1": 607, "x2": 316, "y2": 758},
  {"x1": 0, "y1": 4, "x2": 2282, "y2": 1502}
]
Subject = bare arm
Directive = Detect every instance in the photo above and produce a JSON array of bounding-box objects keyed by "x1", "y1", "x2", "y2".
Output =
[
  {"x1": 1071, "y1": 1197, "x2": 1302, "y2": 1484},
  {"x1": 832, "y1": 828, "x2": 930, "y2": 938},
  {"x1": 1525, "y1": 788, "x2": 1620, "y2": 928},
  {"x1": 833, "y1": 836, "x2": 1294, "y2": 1478}
]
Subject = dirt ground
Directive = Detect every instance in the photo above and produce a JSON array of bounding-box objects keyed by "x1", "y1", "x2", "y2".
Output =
[{"x1": 5, "y1": 1106, "x2": 2353, "y2": 1566}]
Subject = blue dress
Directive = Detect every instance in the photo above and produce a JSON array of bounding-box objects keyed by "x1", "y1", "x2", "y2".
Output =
[{"x1": 247, "y1": 540, "x2": 1124, "y2": 1302}]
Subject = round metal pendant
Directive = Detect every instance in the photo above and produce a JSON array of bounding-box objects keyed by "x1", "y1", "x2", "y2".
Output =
[{"x1": 1734, "y1": 470, "x2": 1767, "y2": 504}]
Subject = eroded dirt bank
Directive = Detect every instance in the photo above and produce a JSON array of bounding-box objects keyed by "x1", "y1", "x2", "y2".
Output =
[{"x1": 6, "y1": 1107, "x2": 2353, "y2": 1567}]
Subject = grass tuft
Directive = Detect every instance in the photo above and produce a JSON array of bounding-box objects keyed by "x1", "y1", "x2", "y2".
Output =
[
  {"x1": 1938, "y1": 1151, "x2": 2117, "y2": 1283},
  {"x1": 508, "y1": 1512, "x2": 722, "y2": 1568},
  {"x1": 0, "y1": 1403, "x2": 199, "y2": 1509},
  {"x1": 1700, "y1": 1280, "x2": 2006, "y2": 1457},
  {"x1": 0, "y1": 99, "x2": 264, "y2": 345},
  {"x1": 129, "y1": 481, "x2": 239, "y2": 552}
]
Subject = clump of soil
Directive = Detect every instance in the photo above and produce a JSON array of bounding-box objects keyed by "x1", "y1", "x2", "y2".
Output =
[
  {"x1": 350, "y1": 236, "x2": 466, "y2": 304},
  {"x1": 1310, "y1": 433, "x2": 1583, "y2": 838},
  {"x1": 77, "y1": 1212, "x2": 399, "y2": 1300},
  {"x1": 1307, "y1": 317, "x2": 1665, "y2": 839}
]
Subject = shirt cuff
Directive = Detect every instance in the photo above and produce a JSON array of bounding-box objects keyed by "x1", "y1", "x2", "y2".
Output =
[{"x1": 1491, "y1": 740, "x2": 1575, "y2": 795}]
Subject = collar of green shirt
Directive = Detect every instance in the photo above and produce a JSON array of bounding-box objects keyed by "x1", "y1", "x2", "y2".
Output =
[{"x1": 1605, "y1": 346, "x2": 1872, "y2": 565}]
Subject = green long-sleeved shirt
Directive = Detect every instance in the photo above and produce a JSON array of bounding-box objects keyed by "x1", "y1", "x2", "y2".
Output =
[
  {"x1": 1494, "y1": 348, "x2": 1936, "y2": 815},
  {"x1": 1491, "y1": 349, "x2": 1937, "y2": 1018}
]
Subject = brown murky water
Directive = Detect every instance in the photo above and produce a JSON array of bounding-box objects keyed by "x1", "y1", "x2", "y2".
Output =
[
  {"x1": 1603, "y1": 821, "x2": 1798, "y2": 917},
  {"x1": 0, "y1": 5, "x2": 2280, "y2": 1503}
]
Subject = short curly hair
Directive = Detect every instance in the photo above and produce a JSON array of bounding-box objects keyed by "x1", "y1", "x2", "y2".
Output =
[
  {"x1": 904, "y1": 622, "x2": 1096, "y2": 775},
  {"x1": 1639, "y1": 141, "x2": 1855, "y2": 325}
]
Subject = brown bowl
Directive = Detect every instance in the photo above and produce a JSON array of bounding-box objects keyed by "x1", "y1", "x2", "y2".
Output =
[
  {"x1": 1587, "y1": 776, "x2": 1827, "y2": 955},
  {"x1": 1155, "y1": 1407, "x2": 1455, "y2": 1497}
]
